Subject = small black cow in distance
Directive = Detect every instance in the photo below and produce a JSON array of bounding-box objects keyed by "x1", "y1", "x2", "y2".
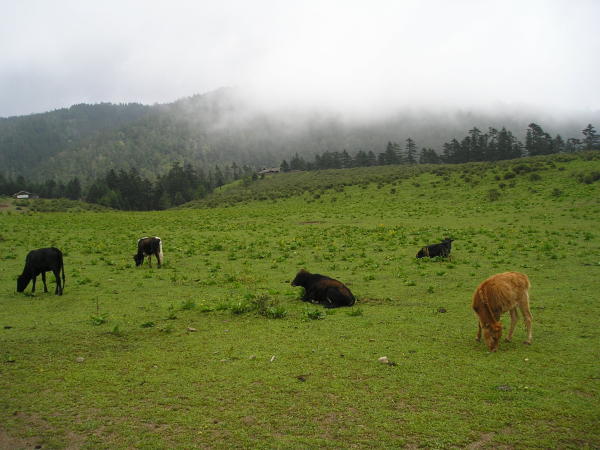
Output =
[
  {"x1": 17, "y1": 247, "x2": 65, "y2": 295},
  {"x1": 291, "y1": 269, "x2": 356, "y2": 308},
  {"x1": 416, "y1": 238, "x2": 454, "y2": 259},
  {"x1": 134, "y1": 236, "x2": 163, "y2": 268}
]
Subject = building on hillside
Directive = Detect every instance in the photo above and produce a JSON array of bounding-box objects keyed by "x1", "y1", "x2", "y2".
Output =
[
  {"x1": 12, "y1": 190, "x2": 39, "y2": 199},
  {"x1": 258, "y1": 167, "x2": 281, "y2": 175}
]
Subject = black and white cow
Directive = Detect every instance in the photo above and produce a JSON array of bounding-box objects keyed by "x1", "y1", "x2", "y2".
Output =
[
  {"x1": 134, "y1": 237, "x2": 163, "y2": 268},
  {"x1": 416, "y1": 238, "x2": 454, "y2": 259},
  {"x1": 17, "y1": 247, "x2": 65, "y2": 295}
]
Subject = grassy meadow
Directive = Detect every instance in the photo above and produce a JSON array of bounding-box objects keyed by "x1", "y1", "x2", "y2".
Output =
[{"x1": 1, "y1": 153, "x2": 600, "y2": 448}]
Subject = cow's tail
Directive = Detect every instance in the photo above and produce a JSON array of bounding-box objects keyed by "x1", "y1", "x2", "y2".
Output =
[
  {"x1": 59, "y1": 251, "x2": 66, "y2": 290},
  {"x1": 157, "y1": 237, "x2": 164, "y2": 266}
]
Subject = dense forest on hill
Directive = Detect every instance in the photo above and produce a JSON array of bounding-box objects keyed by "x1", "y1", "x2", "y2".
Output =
[
  {"x1": 0, "y1": 103, "x2": 149, "y2": 177},
  {"x1": 1, "y1": 88, "x2": 599, "y2": 182}
]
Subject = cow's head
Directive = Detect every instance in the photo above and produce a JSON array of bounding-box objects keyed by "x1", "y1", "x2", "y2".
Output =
[
  {"x1": 16, "y1": 274, "x2": 30, "y2": 292},
  {"x1": 482, "y1": 322, "x2": 502, "y2": 352},
  {"x1": 291, "y1": 269, "x2": 310, "y2": 287},
  {"x1": 443, "y1": 238, "x2": 454, "y2": 244},
  {"x1": 133, "y1": 254, "x2": 144, "y2": 266}
]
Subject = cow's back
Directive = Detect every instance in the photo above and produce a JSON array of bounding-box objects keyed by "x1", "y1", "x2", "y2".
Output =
[
  {"x1": 26, "y1": 247, "x2": 62, "y2": 271},
  {"x1": 474, "y1": 272, "x2": 529, "y2": 313}
]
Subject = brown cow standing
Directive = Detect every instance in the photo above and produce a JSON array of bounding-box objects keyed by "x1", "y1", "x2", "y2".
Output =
[{"x1": 472, "y1": 272, "x2": 533, "y2": 352}]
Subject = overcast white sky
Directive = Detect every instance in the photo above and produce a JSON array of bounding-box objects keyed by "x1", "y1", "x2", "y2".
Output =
[{"x1": 1, "y1": 0, "x2": 599, "y2": 117}]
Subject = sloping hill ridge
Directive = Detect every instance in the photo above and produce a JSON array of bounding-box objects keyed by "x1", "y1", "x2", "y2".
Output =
[
  {"x1": 182, "y1": 151, "x2": 600, "y2": 208},
  {"x1": 2, "y1": 87, "x2": 598, "y2": 181}
]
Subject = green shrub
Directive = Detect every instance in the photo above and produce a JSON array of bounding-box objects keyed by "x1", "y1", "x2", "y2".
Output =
[
  {"x1": 263, "y1": 306, "x2": 288, "y2": 319},
  {"x1": 230, "y1": 301, "x2": 254, "y2": 315},
  {"x1": 487, "y1": 189, "x2": 501, "y2": 201},
  {"x1": 180, "y1": 299, "x2": 196, "y2": 310},
  {"x1": 304, "y1": 308, "x2": 326, "y2": 320},
  {"x1": 346, "y1": 307, "x2": 363, "y2": 316},
  {"x1": 575, "y1": 170, "x2": 600, "y2": 184},
  {"x1": 90, "y1": 313, "x2": 108, "y2": 326}
]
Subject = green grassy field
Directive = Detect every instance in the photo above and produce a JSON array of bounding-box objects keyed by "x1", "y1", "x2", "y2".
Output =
[{"x1": 1, "y1": 153, "x2": 600, "y2": 448}]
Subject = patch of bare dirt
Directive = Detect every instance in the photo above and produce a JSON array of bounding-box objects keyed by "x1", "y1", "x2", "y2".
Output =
[
  {"x1": 465, "y1": 432, "x2": 495, "y2": 449},
  {"x1": 0, "y1": 427, "x2": 41, "y2": 450}
]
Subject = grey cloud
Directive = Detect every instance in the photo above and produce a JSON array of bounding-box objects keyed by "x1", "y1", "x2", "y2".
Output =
[{"x1": 1, "y1": 0, "x2": 599, "y2": 117}]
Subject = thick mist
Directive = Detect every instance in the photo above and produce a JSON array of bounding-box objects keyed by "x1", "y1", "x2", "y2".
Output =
[{"x1": 1, "y1": 0, "x2": 599, "y2": 119}]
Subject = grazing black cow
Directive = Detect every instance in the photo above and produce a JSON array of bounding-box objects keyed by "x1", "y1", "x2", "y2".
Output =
[
  {"x1": 17, "y1": 247, "x2": 65, "y2": 295},
  {"x1": 291, "y1": 269, "x2": 355, "y2": 308},
  {"x1": 416, "y1": 238, "x2": 454, "y2": 259},
  {"x1": 134, "y1": 236, "x2": 163, "y2": 268}
]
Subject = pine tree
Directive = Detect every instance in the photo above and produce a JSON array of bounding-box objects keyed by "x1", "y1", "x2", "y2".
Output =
[
  {"x1": 354, "y1": 150, "x2": 369, "y2": 167},
  {"x1": 340, "y1": 150, "x2": 352, "y2": 168},
  {"x1": 384, "y1": 142, "x2": 399, "y2": 164},
  {"x1": 65, "y1": 177, "x2": 81, "y2": 200},
  {"x1": 419, "y1": 148, "x2": 441, "y2": 164},
  {"x1": 553, "y1": 134, "x2": 565, "y2": 153},
  {"x1": 526, "y1": 123, "x2": 554, "y2": 155},
  {"x1": 367, "y1": 151, "x2": 377, "y2": 166},
  {"x1": 581, "y1": 124, "x2": 599, "y2": 149},
  {"x1": 290, "y1": 153, "x2": 307, "y2": 171},
  {"x1": 405, "y1": 138, "x2": 417, "y2": 164},
  {"x1": 565, "y1": 138, "x2": 581, "y2": 153}
]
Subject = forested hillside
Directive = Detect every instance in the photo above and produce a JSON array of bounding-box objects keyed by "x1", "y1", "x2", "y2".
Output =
[
  {"x1": 2, "y1": 87, "x2": 598, "y2": 182},
  {"x1": 0, "y1": 103, "x2": 149, "y2": 178}
]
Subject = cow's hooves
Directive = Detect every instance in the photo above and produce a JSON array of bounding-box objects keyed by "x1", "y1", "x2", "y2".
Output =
[
  {"x1": 504, "y1": 338, "x2": 512, "y2": 342},
  {"x1": 523, "y1": 341, "x2": 531, "y2": 345}
]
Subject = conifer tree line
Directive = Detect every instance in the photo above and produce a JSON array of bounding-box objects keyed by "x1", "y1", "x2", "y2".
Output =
[
  {"x1": 280, "y1": 123, "x2": 599, "y2": 171},
  {"x1": 0, "y1": 162, "x2": 254, "y2": 210},
  {"x1": 1, "y1": 122, "x2": 598, "y2": 210}
]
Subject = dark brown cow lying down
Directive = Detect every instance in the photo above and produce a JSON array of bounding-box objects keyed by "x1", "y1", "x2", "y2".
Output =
[
  {"x1": 291, "y1": 269, "x2": 355, "y2": 308},
  {"x1": 472, "y1": 271, "x2": 533, "y2": 352}
]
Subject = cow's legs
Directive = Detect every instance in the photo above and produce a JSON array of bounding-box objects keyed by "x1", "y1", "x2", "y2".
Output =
[
  {"x1": 53, "y1": 269, "x2": 62, "y2": 295},
  {"x1": 506, "y1": 308, "x2": 518, "y2": 341},
  {"x1": 41, "y1": 271, "x2": 48, "y2": 293},
  {"x1": 155, "y1": 251, "x2": 161, "y2": 268},
  {"x1": 147, "y1": 255, "x2": 152, "y2": 267},
  {"x1": 31, "y1": 275, "x2": 37, "y2": 293},
  {"x1": 519, "y1": 293, "x2": 533, "y2": 345},
  {"x1": 476, "y1": 322, "x2": 482, "y2": 341}
]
